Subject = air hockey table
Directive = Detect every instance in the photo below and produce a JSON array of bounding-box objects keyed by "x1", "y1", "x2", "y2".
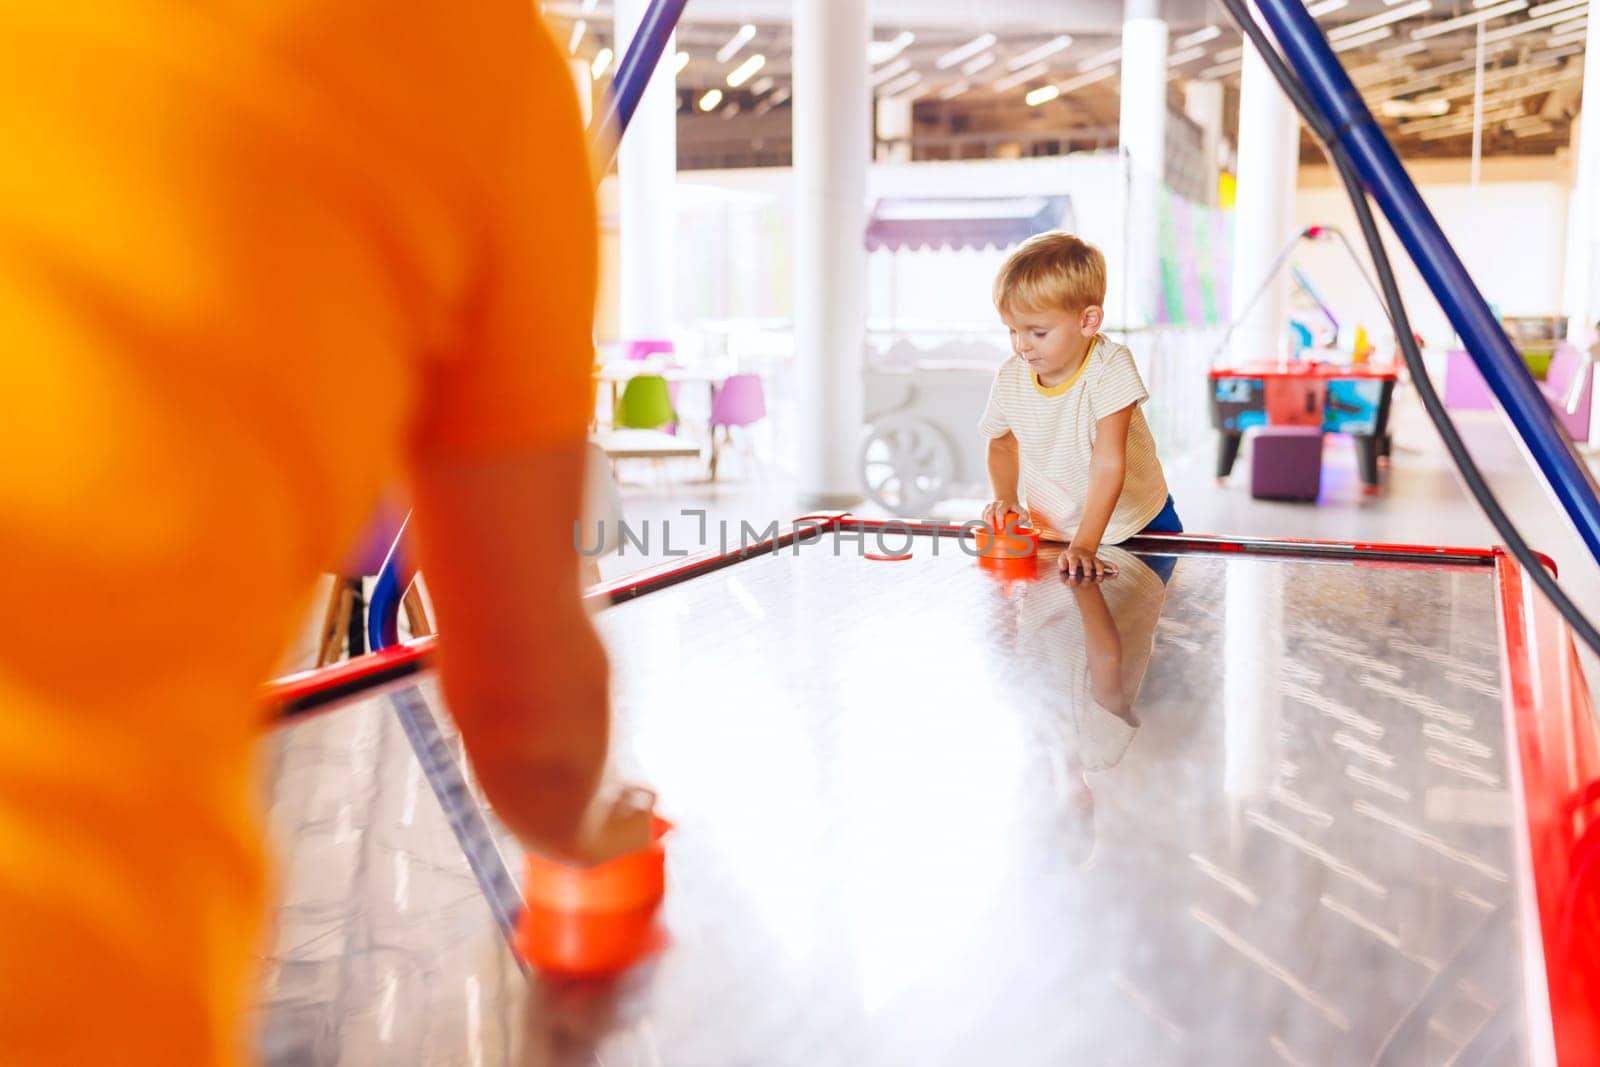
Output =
[
  {"x1": 1210, "y1": 361, "x2": 1400, "y2": 493},
  {"x1": 261, "y1": 516, "x2": 1599, "y2": 1066}
]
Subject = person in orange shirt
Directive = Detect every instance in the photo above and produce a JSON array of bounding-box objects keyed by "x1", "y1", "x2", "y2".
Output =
[{"x1": 0, "y1": 3, "x2": 643, "y2": 1063}]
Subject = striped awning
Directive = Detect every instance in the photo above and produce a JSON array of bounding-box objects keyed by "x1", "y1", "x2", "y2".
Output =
[{"x1": 864, "y1": 195, "x2": 1071, "y2": 252}]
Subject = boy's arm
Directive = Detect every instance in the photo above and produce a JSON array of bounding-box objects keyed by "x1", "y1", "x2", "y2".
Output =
[
  {"x1": 984, "y1": 431, "x2": 1026, "y2": 527},
  {"x1": 1071, "y1": 579, "x2": 1129, "y2": 714},
  {"x1": 1062, "y1": 406, "x2": 1133, "y2": 577}
]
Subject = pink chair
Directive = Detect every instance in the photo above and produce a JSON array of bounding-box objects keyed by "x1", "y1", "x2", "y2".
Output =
[
  {"x1": 624, "y1": 338, "x2": 676, "y2": 362},
  {"x1": 1542, "y1": 345, "x2": 1592, "y2": 443},
  {"x1": 708, "y1": 373, "x2": 767, "y2": 480},
  {"x1": 621, "y1": 339, "x2": 681, "y2": 430}
]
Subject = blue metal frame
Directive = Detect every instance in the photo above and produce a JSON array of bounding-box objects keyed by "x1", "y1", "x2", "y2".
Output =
[
  {"x1": 366, "y1": 513, "x2": 414, "y2": 655},
  {"x1": 1256, "y1": 0, "x2": 1600, "y2": 568},
  {"x1": 592, "y1": 0, "x2": 691, "y2": 171}
]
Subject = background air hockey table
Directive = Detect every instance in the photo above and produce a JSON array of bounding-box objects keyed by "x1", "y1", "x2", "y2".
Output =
[
  {"x1": 262, "y1": 516, "x2": 1599, "y2": 1066},
  {"x1": 1210, "y1": 361, "x2": 1399, "y2": 492}
]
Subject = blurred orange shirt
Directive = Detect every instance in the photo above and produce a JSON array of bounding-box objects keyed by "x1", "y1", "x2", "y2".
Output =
[{"x1": 0, "y1": 3, "x2": 595, "y2": 1062}]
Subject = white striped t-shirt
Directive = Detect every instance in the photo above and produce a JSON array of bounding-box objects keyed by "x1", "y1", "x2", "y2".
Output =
[{"x1": 979, "y1": 335, "x2": 1169, "y2": 545}]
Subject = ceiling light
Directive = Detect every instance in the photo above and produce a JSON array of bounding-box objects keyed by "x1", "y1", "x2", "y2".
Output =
[
  {"x1": 768, "y1": 87, "x2": 791, "y2": 106},
  {"x1": 936, "y1": 33, "x2": 997, "y2": 70},
  {"x1": 1007, "y1": 35, "x2": 1073, "y2": 71},
  {"x1": 1352, "y1": 60, "x2": 1412, "y2": 86},
  {"x1": 727, "y1": 54, "x2": 765, "y2": 87},
  {"x1": 1329, "y1": 0, "x2": 1432, "y2": 41},
  {"x1": 1378, "y1": 40, "x2": 1429, "y2": 57},
  {"x1": 1411, "y1": 0, "x2": 1527, "y2": 38},
  {"x1": 698, "y1": 89, "x2": 723, "y2": 111},
  {"x1": 1383, "y1": 54, "x2": 1557, "y2": 97},
  {"x1": 993, "y1": 62, "x2": 1050, "y2": 92},
  {"x1": 721, "y1": 101, "x2": 742, "y2": 119},
  {"x1": 962, "y1": 52, "x2": 996, "y2": 76},
  {"x1": 1484, "y1": 5, "x2": 1593, "y2": 39},
  {"x1": 1432, "y1": 54, "x2": 1561, "y2": 92},
  {"x1": 674, "y1": 50, "x2": 691, "y2": 74},
  {"x1": 1215, "y1": 45, "x2": 1244, "y2": 62},
  {"x1": 716, "y1": 24, "x2": 756, "y2": 64},
  {"x1": 1076, "y1": 46, "x2": 1122, "y2": 72},
  {"x1": 869, "y1": 31, "x2": 916, "y2": 66},
  {"x1": 1025, "y1": 84, "x2": 1062, "y2": 106},
  {"x1": 1334, "y1": 26, "x2": 1397, "y2": 50},
  {"x1": 1553, "y1": 15, "x2": 1589, "y2": 31},
  {"x1": 871, "y1": 57, "x2": 912, "y2": 87},
  {"x1": 1199, "y1": 59, "x2": 1244, "y2": 78},
  {"x1": 749, "y1": 75, "x2": 775, "y2": 95},
  {"x1": 1168, "y1": 46, "x2": 1209, "y2": 66},
  {"x1": 1174, "y1": 25, "x2": 1223, "y2": 49},
  {"x1": 1546, "y1": 25, "x2": 1590, "y2": 43},
  {"x1": 568, "y1": 20, "x2": 586, "y2": 53},
  {"x1": 590, "y1": 47, "x2": 613, "y2": 78},
  {"x1": 879, "y1": 71, "x2": 923, "y2": 98},
  {"x1": 1400, "y1": 101, "x2": 1523, "y2": 131},
  {"x1": 1528, "y1": 0, "x2": 1586, "y2": 15},
  {"x1": 1381, "y1": 96, "x2": 1450, "y2": 116},
  {"x1": 1309, "y1": 0, "x2": 1350, "y2": 15},
  {"x1": 1474, "y1": 71, "x2": 1583, "y2": 106},
  {"x1": 1056, "y1": 65, "x2": 1120, "y2": 93},
  {"x1": 938, "y1": 80, "x2": 971, "y2": 100}
]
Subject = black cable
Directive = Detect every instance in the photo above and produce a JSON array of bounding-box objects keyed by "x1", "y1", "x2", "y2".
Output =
[{"x1": 1217, "y1": 0, "x2": 1600, "y2": 657}]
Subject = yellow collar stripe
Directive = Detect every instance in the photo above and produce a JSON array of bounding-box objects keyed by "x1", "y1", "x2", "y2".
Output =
[{"x1": 1032, "y1": 336, "x2": 1097, "y2": 396}]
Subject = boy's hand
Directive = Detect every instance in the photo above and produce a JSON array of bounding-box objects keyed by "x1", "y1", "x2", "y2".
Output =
[
  {"x1": 982, "y1": 500, "x2": 1030, "y2": 531},
  {"x1": 1060, "y1": 542, "x2": 1118, "y2": 580}
]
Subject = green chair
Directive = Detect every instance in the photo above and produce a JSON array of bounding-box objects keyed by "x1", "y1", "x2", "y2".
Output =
[{"x1": 613, "y1": 374, "x2": 676, "y2": 430}]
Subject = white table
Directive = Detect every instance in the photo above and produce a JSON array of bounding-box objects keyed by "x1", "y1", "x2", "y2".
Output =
[{"x1": 592, "y1": 428, "x2": 703, "y2": 462}]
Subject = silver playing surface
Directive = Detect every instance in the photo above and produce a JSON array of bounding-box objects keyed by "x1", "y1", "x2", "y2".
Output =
[{"x1": 256, "y1": 537, "x2": 1530, "y2": 1066}]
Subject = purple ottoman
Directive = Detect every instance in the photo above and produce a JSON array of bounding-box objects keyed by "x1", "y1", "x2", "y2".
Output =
[{"x1": 1251, "y1": 426, "x2": 1323, "y2": 502}]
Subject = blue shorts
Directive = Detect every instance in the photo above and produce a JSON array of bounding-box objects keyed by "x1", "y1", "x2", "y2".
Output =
[
  {"x1": 1139, "y1": 494, "x2": 1184, "y2": 535},
  {"x1": 1136, "y1": 495, "x2": 1182, "y2": 583}
]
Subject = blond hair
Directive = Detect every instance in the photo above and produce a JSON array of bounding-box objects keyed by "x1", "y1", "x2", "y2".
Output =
[{"x1": 992, "y1": 231, "x2": 1107, "y2": 313}]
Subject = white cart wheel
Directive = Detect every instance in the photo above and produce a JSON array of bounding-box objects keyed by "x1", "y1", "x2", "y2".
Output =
[{"x1": 860, "y1": 415, "x2": 956, "y2": 515}]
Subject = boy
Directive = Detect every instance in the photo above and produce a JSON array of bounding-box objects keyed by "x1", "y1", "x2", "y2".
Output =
[{"x1": 980, "y1": 232, "x2": 1183, "y2": 578}]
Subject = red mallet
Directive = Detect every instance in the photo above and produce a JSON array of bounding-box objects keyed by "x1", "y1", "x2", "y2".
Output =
[
  {"x1": 973, "y1": 511, "x2": 1039, "y2": 560},
  {"x1": 515, "y1": 800, "x2": 672, "y2": 977}
]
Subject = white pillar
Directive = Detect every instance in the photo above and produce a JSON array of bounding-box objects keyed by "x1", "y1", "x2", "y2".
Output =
[
  {"x1": 1185, "y1": 79, "x2": 1225, "y2": 201},
  {"x1": 1565, "y1": 12, "x2": 1600, "y2": 352},
  {"x1": 1229, "y1": 20, "x2": 1300, "y2": 364},
  {"x1": 875, "y1": 95, "x2": 913, "y2": 163},
  {"x1": 614, "y1": 0, "x2": 677, "y2": 342},
  {"x1": 1116, "y1": 0, "x2": 1168, "y2": 329},
  {"x1": 794, "y1": 0, "x2": 869, "y2": 507}
]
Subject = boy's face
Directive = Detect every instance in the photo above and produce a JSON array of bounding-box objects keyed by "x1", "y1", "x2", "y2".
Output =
[{"x1": 1000, "y1": 303, "x2": 1104, "y2": 385}]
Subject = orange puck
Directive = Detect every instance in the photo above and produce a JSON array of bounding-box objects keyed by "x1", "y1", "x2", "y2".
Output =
[
  {"x1": 973, "y1": 512, "x2": 1039, "y2": 559},
  {"x1": 865, "y1": 552, "x2": 913, "y2": 561},
  {"x1": 515, "y1": 814, "x2": 672, "y2": 976}
]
